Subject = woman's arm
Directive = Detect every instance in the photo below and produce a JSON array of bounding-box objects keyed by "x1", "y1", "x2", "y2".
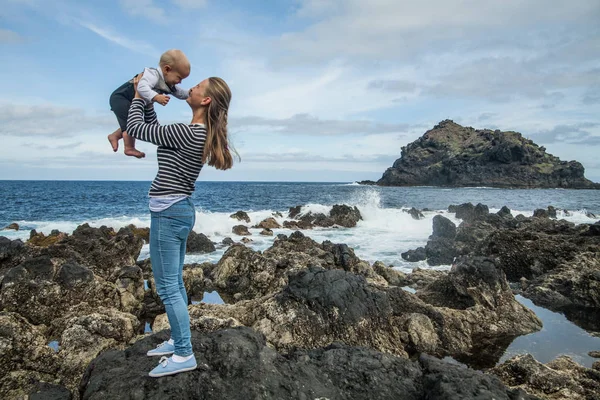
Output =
[{"x1": 127, "y1": 98, "x2": 194, "y2": 148}]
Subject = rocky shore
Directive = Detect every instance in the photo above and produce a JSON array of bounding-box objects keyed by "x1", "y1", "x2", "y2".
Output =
[
  {"x1": 372, "y1": 120, "x2": 600, "y2": 189},
  {"x1": 1, "y1": 203, "x2": 599, "y2": 399}
]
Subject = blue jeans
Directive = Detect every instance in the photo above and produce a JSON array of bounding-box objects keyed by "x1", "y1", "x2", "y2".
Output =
[{"x1": 150, "y1": 197, "x2": 195, "y2": 357}]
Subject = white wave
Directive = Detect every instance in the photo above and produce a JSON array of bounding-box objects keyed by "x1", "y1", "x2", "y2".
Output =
[{"x1": 6, "y1": 199, "x2": 597, "y2": 272}]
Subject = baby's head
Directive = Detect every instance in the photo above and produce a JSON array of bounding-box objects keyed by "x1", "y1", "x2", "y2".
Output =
[{"x1": 159, "y1": 49, "x2": 190, "y2": 86}]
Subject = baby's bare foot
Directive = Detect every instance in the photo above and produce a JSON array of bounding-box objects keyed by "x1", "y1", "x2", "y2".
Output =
[
  {"x1": 124, "y1": 147, "x2": 146, "y2": 158},
  {"x1": 107, "y1": 133, "x2": 120, "y2": 152}
]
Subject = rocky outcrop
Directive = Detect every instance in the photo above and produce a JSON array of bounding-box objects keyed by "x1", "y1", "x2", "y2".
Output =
[
  {"x1": 80, "y1": 328, "x2": 536, "y2": 400},
  {"x1": 0, "y1": 257, "x2": 123, "y2": 326},
  {"x1": 207, "y1": 232, "x2": 386, "y2": 303},
  {"x1": 402, "y1": 203, "x2": 600, "y2": 332},
  {"x1": 230, "y1": 211, "x2": 250, "y2": 223},
  {"x1": 521, "y1": 252, "x2": 600, "y2": 331},
  {"x1": 186, "y1": 230, "x2": 216, "y2": 253},
  {"x1": 0, "y1": 312, "x2": 61, "y2": 399},
  {"x1": 161, "y1": 254, "x2": 541, "y2": 364},
  {"x1": 254, "y1": 217, "x2": 281, "y2": 229},
  {"x1": 2, "y1": 223, "x2": 19, "y2": 230},
  {"x1": 492, "y1": 354, "x2": 600, "y2": 400},
  {"x1": 283, "y1": 204, "x2": 363, "y2": 229},
  {"x1": 232, "y1": 225, "x2": 251, "y2": 236},
  {"x1": 376, "y1": 120, "x2": 600, "y2": 188}
]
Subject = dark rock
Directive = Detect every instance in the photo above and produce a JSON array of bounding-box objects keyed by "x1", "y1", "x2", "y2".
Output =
[
  {"x1": 260, "y1": 228, "x2": 273, "y2": 236},
  {"x1": 377, "y1": 120, "x2": 600, "y2": 188},
  {"x1": 533, "y1": 208, "x2": 549, "y2": 218},
  {"x1": 283, "y1": 219, "x2": 313, "y2": 230},
  {"x1": 241, "y1": 237, "x2": 252, "y2": 244},
  {"x1": 547, "y1": 206, "x2": 557, "y2": 218},
  {"x1": 0, "y1": 256, "x2": 122, "y2": 326},
  {"x1": 590, "y1": 351, "x2": 600, "y2": 358},
  {"x1": 28, "y1": 229, "x2": 67, "y2": 247},
  {"x1": 189, "y1": 249, "x2": 541, "y2": 364},
  {"x1": 28, "y1": 382, "x2": 72, "y2": 400},
  {"x1": 402, "y1": 247, "x2": 427, "y2": 262},
  {"x1": 311, "y1": 213, "x2": 335, "y2": 228},
  {"x1": 330, "y1": 204, "x2": 362, "y2": 227},
  {"x1": 222, "y1": 237, "x2": 234, "y2": 246},
  {"x1": 210, "y1": 235, "x2": 384, "y2": 303},
  {"x1": 34, "y1": 224, "x2": 143, "y2": 280},
  {"x1": 288, "y1": 205, "x2": 302, "y2": 218},
  {"x1": 452, "y1": 203, "x2": 475, "y2": 220},
  {"x1": 404, "y1": 207, "x2": 425, "y2": 220},
  {"x1": 357, "y1": 180, "x2": 377, "y2": 185},
  {"x1": 230, "y1": 211, "x2": 250, "y2": 223},
  {"x1": 419, "y1": 354, "x2": 534, "y2": 400},
  {"x1": 80, "y1": 327, "x2": 533, "y2": 400},
  {"x1": 186, "y1": 230, "x2": 216, "y2": 253},
  {"x1": 0, "y1": 312, "x2": 61, "y2": 399},
  {"x1": 497, "y1": 206, "x2": 512, "y2": 218},
  {"x1": 3, "y1": 223, "x2": 19, "y2": 230},
  {"x1": 126, "y1": 224, "x2": 149, "y2": 243},
  {"x1": 372, "y1": 261, "x2": 406, "y2": 286},
  {"x1": 523, "y1": 252, "x2": 600, "y2": 330},
  {"x1": 587, "y1": 224, "x2": 600, "y2": 236},
  {"x1": 492, "y1": 354, "x2": 600, "y2": 400},
  {"x1": 473, "y1": 203, "x2": 490, "y2": 220},
  {"x1": 425, "y1": 238, "x2": 457, "y2": 266},
  {"x1": 232, "y1": 225, "x2": 251, "y2": 236},
  {"x1": 0, "y1": 236, "x2": 26, "y2": 271},
  {"x1": 272, "y1": 211, "x2": 283, "y2": 218},
  {"x1": 255, "y1": 217, "x2": 281, "y2": 229},
  {"x1": 55, "y1": 262, "x2": 94, "y2": 288},
  {"x1": 431, "y1": 215, "x2": 456, "y2": 239}
]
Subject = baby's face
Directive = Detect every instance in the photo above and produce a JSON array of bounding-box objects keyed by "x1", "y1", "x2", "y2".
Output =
[{"x1": 163, "y1": 64, "x2": 190, "y2": 86}]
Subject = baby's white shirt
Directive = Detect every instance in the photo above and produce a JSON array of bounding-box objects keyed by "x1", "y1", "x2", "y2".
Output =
[{"x1": 137, "y1": 67, "x2": 189, "y2": 104}]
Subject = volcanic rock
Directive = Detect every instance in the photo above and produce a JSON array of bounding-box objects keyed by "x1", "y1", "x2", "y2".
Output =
[{"x1": 377, "y1": 120, "x2": 600, "y2": 188}]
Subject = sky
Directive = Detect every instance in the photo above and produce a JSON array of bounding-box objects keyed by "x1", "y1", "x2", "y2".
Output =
[{"x1": 0, "y1": 0, "x2": 599, "y2": 182}]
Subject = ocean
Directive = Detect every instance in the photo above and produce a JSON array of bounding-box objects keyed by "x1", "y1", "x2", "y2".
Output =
[{"x1": 1, "y1": 180, "x2": 600, "y2": 367}]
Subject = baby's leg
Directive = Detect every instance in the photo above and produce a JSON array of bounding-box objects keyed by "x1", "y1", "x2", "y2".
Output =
[
  {"x1": 107, "y1": 128, "x2": 123, "y2": 152},
  {"x1": 123, "y1": 131, "x2": 146, "y2": 158}
]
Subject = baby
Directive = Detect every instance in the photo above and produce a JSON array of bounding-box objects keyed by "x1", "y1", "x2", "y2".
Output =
[{"x1": 108, "y1": 49, "x2": 191, "y2": 158}]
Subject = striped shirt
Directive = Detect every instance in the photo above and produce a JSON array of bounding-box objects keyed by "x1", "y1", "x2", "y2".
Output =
[{"x1": 127, "y1": 98, "x2": 206, "y2": 197}]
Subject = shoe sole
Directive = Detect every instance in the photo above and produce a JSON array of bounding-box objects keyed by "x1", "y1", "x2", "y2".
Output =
[
  {"x1": 146, "y1": 350, "x2": 175, "y2": 356},
  {"x1": 148, "y1": 364, "x2": 197, "y2": 377}
]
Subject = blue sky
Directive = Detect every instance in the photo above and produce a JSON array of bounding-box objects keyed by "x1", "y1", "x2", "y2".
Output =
[{"x1": 1, "y1": 0, "x2": 599, "y2": 182}]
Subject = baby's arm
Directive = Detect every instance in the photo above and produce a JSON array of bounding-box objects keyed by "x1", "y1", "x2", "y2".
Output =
[
  {"x1": 137, "y1": 68, "x2": 161, "y2": 104},
  {"x1": 172, "y1": 85, "x2": 190, "y2": 100}
]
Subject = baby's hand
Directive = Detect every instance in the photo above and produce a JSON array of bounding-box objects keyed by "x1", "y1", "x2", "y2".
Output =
[{"x1": 153, "y1": 94, "x2": 170, "y2": 106}]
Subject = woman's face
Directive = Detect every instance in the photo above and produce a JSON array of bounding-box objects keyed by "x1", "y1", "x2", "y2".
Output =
[{"x1": 187, "y1": 79, "x2": 210, "y2": 109}]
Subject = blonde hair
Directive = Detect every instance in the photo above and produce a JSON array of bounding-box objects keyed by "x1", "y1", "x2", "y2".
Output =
[
  {"x1": 159, "y1": 49, "x2": 190, "y2": 72},
  {"x1": 202, "y1": 77, "x2": 235, "y2": 170}
]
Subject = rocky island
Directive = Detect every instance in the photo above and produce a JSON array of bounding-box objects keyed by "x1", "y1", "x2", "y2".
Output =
[{"x1": 373, "y1": 120, "x2": 600, "y2": 189}]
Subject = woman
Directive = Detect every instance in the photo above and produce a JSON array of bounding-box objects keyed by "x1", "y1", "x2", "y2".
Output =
[{"x1": 126, "y1": 76, "x2": 233, "y2": 377}]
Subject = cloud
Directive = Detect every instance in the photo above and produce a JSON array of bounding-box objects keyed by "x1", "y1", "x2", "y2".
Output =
[
  {"x1": 77, "y1": 21, "x2": 159, "y2": 56},
  {"x1": 423, "y1": 58, "x2": 598, "y2": 103},
  {"x1": 22, "y1": 141, "x2": 83, "y2": 150},
  {"x1": 582, "y1": 85, "x2": 600, "y2": 105},
  {"x1": 530, "y1": 123, "x2": 600, "y2": 145},
  {"x1": 368, "y1": 80, "x2": 416, "y2": 93},
  {"x1": 119, "y1": 0, "x2": 167, "y2": 24},
  {"x1": 0, "y1": 103, "x2": 115, "y2": 137},
  {"x1": 0, "y1": 28, "x2": 24, "y2": 43},
  {"x1": 231, "y1": 114, "x2": 411, "y2": 136},
  {"x1": 242, "y1": 151, "x2": 395, "y2": 164},
  {"x1": 172, "y1": 0, "x2": 207, "y2": 9}
]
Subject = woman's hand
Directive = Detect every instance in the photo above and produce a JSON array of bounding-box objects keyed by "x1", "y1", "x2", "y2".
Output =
[{"x1": 133, "y1": 72, "x2": 143, "y2": 99}]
